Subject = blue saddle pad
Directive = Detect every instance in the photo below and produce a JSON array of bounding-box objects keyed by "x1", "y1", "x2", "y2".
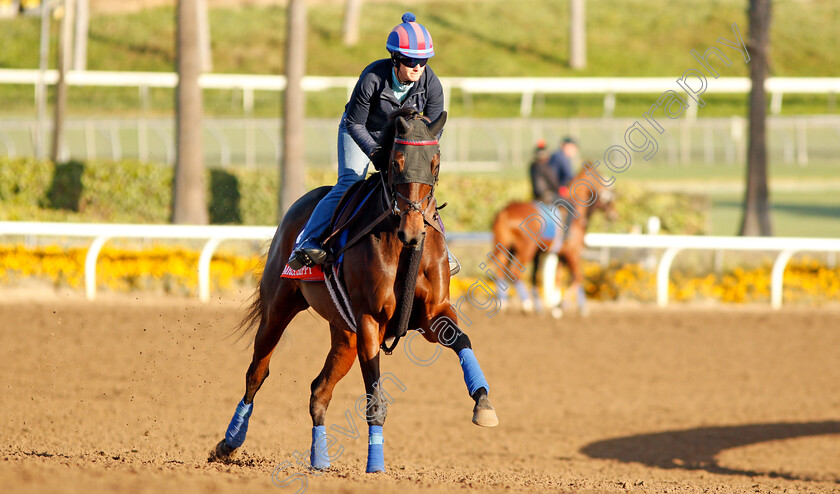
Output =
[
  {"x1": 534, "y1": 201, "x2": 557, "y2": 243},
  {"x1": 333, "y1": 184, "x2": 379, "y2": 265}
]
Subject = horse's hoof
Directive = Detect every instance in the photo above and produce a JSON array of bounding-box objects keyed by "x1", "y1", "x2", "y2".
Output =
[
  {"x1": 209, "y1": 439, "x2": 237, "y2": 462},
  {"x1": 521, "y1": 299, "x2": 535, "y2": 314},
  {"x1": 551, "y1": 307, "x2": 563, "y2": 319},
  {"x1": 472, "y1": 395, "x2": 499, "y2": 427},
  {"x1": 472, "y1": 408, "x2": 499, "y2": 427}
]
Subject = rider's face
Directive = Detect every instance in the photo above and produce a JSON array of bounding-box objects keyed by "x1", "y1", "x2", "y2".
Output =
[{"x1": 396, "y1": 61, "x2": 425, "y2": 83}]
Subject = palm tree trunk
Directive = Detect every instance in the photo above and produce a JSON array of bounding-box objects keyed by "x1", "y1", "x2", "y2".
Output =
[
  {"x1": 342, "y1": 0, "x2": 362, "y2": 47},
  {"x1": 73, "y1": 0, "x2": 89, "y2": 71},
  {"x1": 172, "y1": 0, "x2": 208, "y2": 224},
  {"x1": 279, "y1": 0, "x2": 307, "y2": 219},
  {"x1": 739, "y1": 0, "x2": 772, "y2": 236},
  {"x1": 52, "y1": 0, "x2": 75, "y2": 163},
  {"x1": 569, "y1": 0, "x2": 586, "y2": 70}
]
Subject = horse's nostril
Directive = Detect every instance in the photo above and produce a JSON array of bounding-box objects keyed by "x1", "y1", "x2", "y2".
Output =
[{"x1": 397, "y1": 231, "x2": 406, "y2": 244}]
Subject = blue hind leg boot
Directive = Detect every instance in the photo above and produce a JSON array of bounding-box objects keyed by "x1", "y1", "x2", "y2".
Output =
[
  {"x1": 458, "y1": 348, "x2": 489, "y2": 396},
  {"x1": 224, "y1": 399, "x2": 253, "y2": 448}
]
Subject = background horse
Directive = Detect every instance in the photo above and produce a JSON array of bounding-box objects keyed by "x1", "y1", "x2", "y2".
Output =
[
  {"x1": 212, "y1": 109, "x2": 498, "y2": 474},
  {"x1": 491, "y1": 166, "x2": 617, "y2": 317}
]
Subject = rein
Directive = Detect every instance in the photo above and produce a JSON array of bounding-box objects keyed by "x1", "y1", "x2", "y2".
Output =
[{"x1": 380, "y1": 132, "x2": 439, "y2": 354}]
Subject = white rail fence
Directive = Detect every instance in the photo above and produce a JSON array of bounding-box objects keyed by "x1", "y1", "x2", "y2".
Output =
[
  {"x1": 583, "y1": 233, "x2": 840, "y2": 309},
  {"x1": 2, "y1": 222, "x2": 840, "y2": 308},
  {"x1": 2, "y1": 69, "x2": 840, "y2": 116},
  {"x1": 2, "y1": 115, "x2": 838, "y2": 169}
]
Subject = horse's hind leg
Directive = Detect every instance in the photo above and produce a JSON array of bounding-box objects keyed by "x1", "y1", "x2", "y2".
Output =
[
  {"x1": 563, "y1": 253, "x2": 589, "y2": 316},
  {"x1": 214, "y1": 280, "x2": 308, "y2": 458},
  {"x1": 308, "y1": 325, "x2": 356, "y2": 470}
]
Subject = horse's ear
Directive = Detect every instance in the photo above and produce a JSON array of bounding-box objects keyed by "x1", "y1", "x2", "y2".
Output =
[
  {"x1": 396, "y1": 116, "x2": 411, "y2": 135},
  {"x1": 428, "y1": 111, "x2": 447, "y2": 137}
]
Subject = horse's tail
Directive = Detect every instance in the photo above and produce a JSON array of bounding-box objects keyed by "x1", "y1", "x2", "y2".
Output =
[
  {"x1": 235, "y1": 286, "x2": 264, "y2": 338},
  {"x1": 233, "y1": 252, "x2": 269, "y2": 340},
  {"x1": 491, "y1": 205, "x2": 518, "y2": 275},
  {"x1": 492, "y1": 205, "x2": 515, "y2": 254}
]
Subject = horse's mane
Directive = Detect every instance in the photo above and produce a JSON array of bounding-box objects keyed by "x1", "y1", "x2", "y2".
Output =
[{"x1": 371, "y1": 108, "x2": 423, "y2": 170}]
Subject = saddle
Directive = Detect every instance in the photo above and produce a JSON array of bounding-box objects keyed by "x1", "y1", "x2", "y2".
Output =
[
  {"x1": 322, "y1": 173, "x2": 392, "y2": 264},
  {"x1": 279, "y1": 174, "x2": 392, "y2": 333},
  {"x1": 282, "y1": 173, "x2": 444, "y2": 334},
  {"x1": 535, "y1": 200, "x2": 576, "y2": 249}
]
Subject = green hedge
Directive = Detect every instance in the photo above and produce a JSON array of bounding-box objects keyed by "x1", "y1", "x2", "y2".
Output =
[{"x1": 0, "y1": 157, "x2": 707, "y2": 233}]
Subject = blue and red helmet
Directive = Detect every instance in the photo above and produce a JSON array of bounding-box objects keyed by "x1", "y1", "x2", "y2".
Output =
[{"x1": 386, "y1": 13, "x2": 434, "y2": 59}]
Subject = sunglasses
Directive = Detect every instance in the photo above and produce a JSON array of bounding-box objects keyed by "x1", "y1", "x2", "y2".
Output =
[{"x1": 397, "y1": 56, "x2": 428, "y2": 68}]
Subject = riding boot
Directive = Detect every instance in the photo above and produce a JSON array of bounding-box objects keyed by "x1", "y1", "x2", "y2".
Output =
[{"x1": 288, "y1": 238, "x2": 328, "y2": 270}]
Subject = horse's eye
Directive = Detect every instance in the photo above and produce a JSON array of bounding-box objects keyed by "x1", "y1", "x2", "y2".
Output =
[{"x1": 393, "y1": 153, "x2": 405, "y2": 172}]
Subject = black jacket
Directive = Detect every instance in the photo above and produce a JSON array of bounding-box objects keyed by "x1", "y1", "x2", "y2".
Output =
[
  {"x1": 530, "y1": 154, "x2": 561, "y2": 203},
  {"x1": 344, "y1": 59, "x2": 445, "y2": 156}
]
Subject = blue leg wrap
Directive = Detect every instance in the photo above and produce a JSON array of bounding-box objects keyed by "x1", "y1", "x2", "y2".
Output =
[
  {"x1": 577, "y1": 285, "x2": 587, "y2": 310},
  {"x1": 366, "y1": 425, "x2": 385, "y2": 473},
  {"x1": 496, "y1": 282, "x2": 509, "y2": 302},
  {"x1": 532, "y1": 287, "x2": 543, "y2": 312},
  {"x1": 224, "y1": 399, "x2": 253, "y2": 448},
  {"x1": 458, "y1": 348, "x2": 489, "y2": 396},
  {"x1": 310, "y1": 425, "x2": 330, "y2": 470},
  {"x1": 514, "y1": 279, "x2": 529, "y2": 301}
]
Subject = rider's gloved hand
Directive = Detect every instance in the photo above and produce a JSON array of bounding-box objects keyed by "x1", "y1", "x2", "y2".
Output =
[
  {"x1": 558, "y1": 186, "x2": 570, "y2": 199},
  {"x1": 369, "y1": 146, "x2": 387, "y2": 171}
]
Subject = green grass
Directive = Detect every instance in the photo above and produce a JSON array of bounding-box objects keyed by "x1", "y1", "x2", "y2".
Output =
[
  {"x1": 710, "y1": 191, "x2": 840, "y2": 237},
  {"x1": 621, "y1": 161, "x2": 840, "y2": 182},
  {"x1": 1, "y1": 0, "x2": 839, "y2": 117}
]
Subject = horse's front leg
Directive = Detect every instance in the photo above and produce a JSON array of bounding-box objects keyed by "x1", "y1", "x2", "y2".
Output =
[
  {"x1": 308, "y1": 323, "x2": 357, "y2": 470},
  {"x1": 357, "y1": 313, "x2": 388, "y2": 473},
  {"x1": 565, "y1": 252, "x2": 589, "y2": 317},
  {"x1": 414, "y1": 306, "x2": 498, "y2": 427}
]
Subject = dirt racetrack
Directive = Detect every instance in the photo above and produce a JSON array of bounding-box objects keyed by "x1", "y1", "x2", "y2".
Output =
[{"x1": 1, "y1": 290, "x2": 839, "y2": 493}]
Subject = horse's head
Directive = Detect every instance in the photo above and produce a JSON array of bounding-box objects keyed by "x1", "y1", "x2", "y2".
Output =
[
  {"x1": 570, "y1": 162, "x2": 618, "y2": 222},
  {"x1": 382, "y1": 109, "x2": 447, "y2": 246}
]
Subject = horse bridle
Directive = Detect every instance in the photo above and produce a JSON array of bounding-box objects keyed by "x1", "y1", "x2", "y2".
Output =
[{"x1": 382, "y1": 136, "x2": 439, "y2": 222}]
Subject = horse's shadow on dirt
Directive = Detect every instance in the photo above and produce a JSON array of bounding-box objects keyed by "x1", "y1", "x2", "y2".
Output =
[{"x1": 581, "y1": 421, "x2": 840, "y2": 482}]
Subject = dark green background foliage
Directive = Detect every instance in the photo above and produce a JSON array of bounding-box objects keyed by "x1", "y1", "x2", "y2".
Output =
[
  {"x1": 1, "y1": 1, "x2": 838, "y2": 118},
  {"x1": 0, "y1": 157, "x2": 707, "y2": 233}
]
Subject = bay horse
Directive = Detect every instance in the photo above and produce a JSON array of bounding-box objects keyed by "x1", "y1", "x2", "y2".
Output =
[
  {"x1": 491, "y1": 166, "x2": 617, "y2": 317},
  {"x1": 212, "y1": 109, "x2": 498, "y2": 474}
]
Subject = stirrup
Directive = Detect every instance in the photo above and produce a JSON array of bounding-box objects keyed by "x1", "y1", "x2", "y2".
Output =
[
  {"x1": 448, "y1": 249, "x2": 461, "y2": 277},
  {"x1": 288, "y1": 246, "x2": 327, "y2": 270}
]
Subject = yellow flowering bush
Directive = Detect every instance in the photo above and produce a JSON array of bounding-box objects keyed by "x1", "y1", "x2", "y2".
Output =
[
  {"x1": 0, "y1": 244, "x2": 262, "y2": 295},
  {"x1": 2, "y1": 245, "x2": 838, "y2": 306},
  {"x1": 451, "y1": 256, "x2": 840, "y2": 306}
]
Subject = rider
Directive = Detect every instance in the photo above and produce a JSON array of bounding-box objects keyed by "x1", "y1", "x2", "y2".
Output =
[
  {"x1": 547, "y1": 136, "x2": 578, "y2": 199},
  {"x1": 529, "y1": 139, "x2": 560, "y2": 203},
  {"x1": 288, "y1": 12, "x2": 458, "y2": 274},
  {"x1": 538, "y1": 136, "x2": 579, "y2": 252}
]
